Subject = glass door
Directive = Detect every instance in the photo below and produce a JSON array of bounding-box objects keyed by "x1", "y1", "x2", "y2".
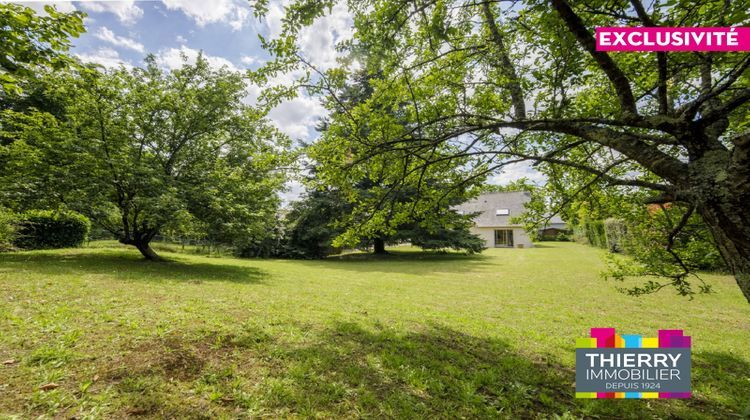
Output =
[{"x1": 494, "y1": 229, "x2": 514, "y2": 247}]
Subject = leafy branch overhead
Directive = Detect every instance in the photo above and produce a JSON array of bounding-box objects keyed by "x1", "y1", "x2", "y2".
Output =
[
  {"x1": 0, "y1": 4, "x2": 85, "y2": 94},
  {"x1": 254, "y1": 0, "x2": 750, "y2": 301}
]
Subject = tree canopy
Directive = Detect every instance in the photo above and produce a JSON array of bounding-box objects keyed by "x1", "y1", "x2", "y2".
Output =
[
  {"x1": 2, "y1": 55, "x2": 290, "y2": 260},
  {"x1": 307, "y1": 68, "x2": 485, "y2": 254},
  {"x1": 255, "y1": 0, "x2": 750, "y2": 301},
  {"x1": 0, "y1": 4, "x2": 85, "y2": 95}
]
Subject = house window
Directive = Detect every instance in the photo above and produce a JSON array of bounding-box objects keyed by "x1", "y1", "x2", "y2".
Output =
[
  {"x1": 494, "y1": 229, "x2": 514, "y2": 247},
  {"x1": 496, "y1": 208, "x2": 510, "y2": 216}
]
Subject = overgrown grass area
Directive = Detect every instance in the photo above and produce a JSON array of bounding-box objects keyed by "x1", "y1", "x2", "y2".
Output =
[{"x1": 1, "y1": 242, "x2": 748, "y2": 418}]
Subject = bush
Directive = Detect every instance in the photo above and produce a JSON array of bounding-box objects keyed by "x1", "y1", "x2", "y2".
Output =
[
  {"x1": 394, "y1": 225, "x2": 486, "y2": 254},
  {"x1": 14, "y1": 210, "x2": 90, "y2": 249},
  {"x1": 0, "y1": 208, "x2": 18, "y2": 251},
  {"x1": 574, "y1": 218, "x2": 607, "y2": 248},
  {"x1": 603, "y1": 218, "x2": 627, "y2": 253}
]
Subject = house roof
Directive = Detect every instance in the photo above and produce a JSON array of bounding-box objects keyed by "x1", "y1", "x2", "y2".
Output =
[{"x1": 456, "y1": 191, "x2": 531, "y2": 227}]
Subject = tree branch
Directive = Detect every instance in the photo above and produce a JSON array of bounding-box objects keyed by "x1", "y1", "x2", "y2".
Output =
[
  {"x1": 697, "y1": 87, "x2": 750, "y2": 127},
  {"x1": 629, "y1": 0, "x2": 669, "y2": 114},
  {"x1": 482, "y1": 2, "x2": 526, "y2": 120},
  {"x1": 551, "y1": 0, "x2": 638, "y2": 115},
  {"x1": 678, "y1": 56, "x2": 750, "y2": 120}
]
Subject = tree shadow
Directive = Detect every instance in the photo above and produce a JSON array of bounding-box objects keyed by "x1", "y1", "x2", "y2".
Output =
[
  {"x1": 0, "y1": 250, "x2": 265, "y2": 284},
  {"x1": 293, "y1": 250, "x2": 498, "y2": 275},
  {"x1": 527, "y1": 243, "x2": 556, "y2": 248},
  {"x1": 265, "y1": 321, "x2": 570, "y2": 417},
  {"x1": 256, "y1": 322, "x2": 749, "y2": 418},
  {"x1": 691, "y1": 351, "x2": 750, "y2": 417},
  {"x1": 36, "y1": 319, "x2": 748, "y2": 418}
]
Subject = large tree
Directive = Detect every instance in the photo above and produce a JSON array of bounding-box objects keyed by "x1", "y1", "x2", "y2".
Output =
[
  {"x1": 2, "y1": 56, "x2": 289, "y2": 260},
  {"x1": 255, "y1": 0, "x2": 750, "y2": 302},
  {"x1": 309, "y1": 67, "x2": 485, "y2": 255}
]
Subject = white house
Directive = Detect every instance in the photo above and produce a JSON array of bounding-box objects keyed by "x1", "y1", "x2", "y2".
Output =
[{"x1": 456, "y1": 191, "x2": 535, "y2": 248}]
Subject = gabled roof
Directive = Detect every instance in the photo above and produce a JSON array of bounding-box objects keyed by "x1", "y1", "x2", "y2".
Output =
[{"x1": 456, "y1": 191, "x2": 531, "y2": 227}]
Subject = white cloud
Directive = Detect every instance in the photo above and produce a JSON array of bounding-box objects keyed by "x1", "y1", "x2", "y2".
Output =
[
  {"x1": 161, "y1": 0, "x2": 251, "y2": 30},
  {"x1": 261, "y1": 0, "x2": 287, "y2": 39},
  {"x1": 20, "y1": 1, "x2": 76, "y2": 15},
  {"x1": 267, "y1": 95, "x2": 325, "y2": 140},
  {"x1": 296, "y1": 2, "x2": 353, "y2": 71},
  {"x1": 155, "y1": 46, "x2": 239, "y2": 71},
  {"x1": 175, "y1": 35, "x2": 188, "y2": 44},
  {"x1": 95, "y1": 27, "x2": 145, "y2": 53},
  {"x1": 228, "y1": 3, "x2": 250, "y2": 31},
  {"x1": 488, "y1": 162, "x2": 546, "y2": 186},
  {"x1": 79, "y1": 1, "x2": 143, "y2": 25},
  {"x1": 76, "y1": 47, "x2": 132, "y2": 69},
  {"x1": 240, "y1": 55, "x2": 260, "y2": 66},
  {"x1": 259, "y1": 1, "x2": 352, "y2": 71}
]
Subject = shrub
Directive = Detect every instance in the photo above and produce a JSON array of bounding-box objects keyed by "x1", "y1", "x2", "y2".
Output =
[
  {"x1": 603, "y1": 218, "x2": 627, "y2": 253},
  {"x1": 0, "y1": 208, "x2": 18, "y2": 251},
  {"x1": 14, "y1": 210, "x2": 90, "y2": 249},
  {"x1": 574, "y1": 218, "x2": 607, "y2": 248}
]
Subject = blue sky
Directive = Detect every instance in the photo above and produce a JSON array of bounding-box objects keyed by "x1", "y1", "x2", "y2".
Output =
[
  {"x1": 16, "y1": 0, "x2": 544, "y2": 199},
  {"x1": 17, "y1": 0, "x2": 352, "y2": 142}
]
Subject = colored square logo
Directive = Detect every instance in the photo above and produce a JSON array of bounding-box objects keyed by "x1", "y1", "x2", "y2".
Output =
[{"x1": 575, "y1": 328, "x2": 691, "y2": 399}]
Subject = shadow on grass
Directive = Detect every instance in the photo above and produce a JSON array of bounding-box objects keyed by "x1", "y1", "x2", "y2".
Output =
[
  {"x1": 43, "y1": 321, "x2": 748, "y2": 418},
  {"x1": 0, "y1": 249, "x2": 265, "y2": 284},
  {"x1": 265, "y1": 321, "x2": 573, "y2": 418},
  {"x1": 692, "y1": 351, "x2": 750, "y2": 417},
  {"x1": 289, "y1": 250, "x2": 498, "y2": 275},
  {"x1": 264, "y1": 322, "x2": 750, "y2": 418}
]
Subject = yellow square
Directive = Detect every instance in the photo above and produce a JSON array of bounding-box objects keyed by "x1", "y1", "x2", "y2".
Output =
[{"x1": 642, "y1": 337, "x2": 659, "y2": 348}]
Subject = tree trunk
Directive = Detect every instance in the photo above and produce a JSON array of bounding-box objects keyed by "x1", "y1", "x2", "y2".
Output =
[
  {"x1": 373, "y1": 237, "x2": 387, "y2": 255},
  {"x1": 699, "y1": 198, "x2": 750, "y2": 303},
  {"x1": 134, "y1": 241, "x2": 163, "y2": 261}
]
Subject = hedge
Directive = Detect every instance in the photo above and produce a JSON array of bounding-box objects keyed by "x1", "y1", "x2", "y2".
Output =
[
  {"x1": 14, "y1": 210, "x2": 90, "y2": 250},
  {"x1": 573, "y1": 219, "x2": 607, "y2": 249},
  {"x1": 0, "y1": 208, "x2": 17, "y2": 251}
]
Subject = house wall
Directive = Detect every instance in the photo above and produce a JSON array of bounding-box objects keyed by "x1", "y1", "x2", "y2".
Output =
[{"x1": 470, "y1": 226, "x2": 534, "y2": 248}]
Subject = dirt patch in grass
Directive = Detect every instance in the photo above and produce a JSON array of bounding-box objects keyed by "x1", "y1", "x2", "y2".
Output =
[{"x1": 105, "y1": 336, "x2": 230, "y2": 382}]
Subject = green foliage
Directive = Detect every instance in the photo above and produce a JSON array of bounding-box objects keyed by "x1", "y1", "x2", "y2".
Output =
[
  {"x1": 282, "y1": 187, "x2": 351, "y2": 259},
  {"x1": 603, "y1": 218, "x2": 626, "y2": 253},
  {"x1": 14, "y1": 209, "x2": 89, "y2": 250},
  {"x1": 0, "y1": 207, "x2": 17, "y2": 251},
  {"x1": 254, "y1": 0, "x2": 750, "y2": 300},
  {"x1": 280, "y1": 181, "x2": 485, "y2": 258},
  {"x1": 0, "y1": 3, "x2": 85, "y2": 95},
  {"x1": 304, "y1": 66, "x2": 487, "y2": 252},
  {"x1": 160, "y1": 210, "x2": 207, "y2": 247},
  {"x1": 573, "y1": 218, "x2": 606, "y2": 249},
  {"x1": 1, "y1": 56, "x2": 290, "y2": 259},
  {"x1": 393, "y1": 222, "x2": 486, "y2": 254},
  {"x1": 603, "y1": 205, "x2": 724, "y2": 297}
]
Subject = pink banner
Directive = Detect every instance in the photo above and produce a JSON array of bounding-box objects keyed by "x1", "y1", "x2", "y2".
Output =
[{"x1": 596, "y1": 27, "x2": 750, "y2": 52}]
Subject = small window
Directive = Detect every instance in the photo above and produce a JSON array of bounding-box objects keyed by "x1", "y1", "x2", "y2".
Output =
[{"x1": 496, "y1": 208, "x2": 510, "y2": 216}]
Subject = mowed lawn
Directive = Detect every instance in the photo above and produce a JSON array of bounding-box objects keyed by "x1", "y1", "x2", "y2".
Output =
[{"x1": 1, "y1": 242, "x2": 749, "y2": 419}]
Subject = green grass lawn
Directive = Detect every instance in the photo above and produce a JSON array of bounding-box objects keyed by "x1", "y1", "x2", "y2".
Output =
[{"x1": 1, "y1": 242, "x2": 749, "y2": 418}]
